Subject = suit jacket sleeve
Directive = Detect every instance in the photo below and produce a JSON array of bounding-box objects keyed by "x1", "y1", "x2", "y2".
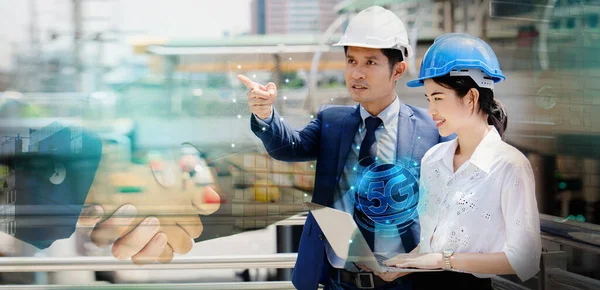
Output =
[
  {"x1": 10, "y1": 128, "x2": 102, "y2": 249},
  {"x1": 251, "y1": 108, "x2": 321, "y2": 162}
]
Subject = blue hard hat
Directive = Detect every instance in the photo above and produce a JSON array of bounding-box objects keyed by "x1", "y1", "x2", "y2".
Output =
[{"x1": 406, "y1": 33, "x2": 506, "y2": 88}]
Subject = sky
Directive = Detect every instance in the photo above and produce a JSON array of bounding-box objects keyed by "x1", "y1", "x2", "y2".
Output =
[{"x1": 0, "y1": 0, "x2": 253, "y2": 70}]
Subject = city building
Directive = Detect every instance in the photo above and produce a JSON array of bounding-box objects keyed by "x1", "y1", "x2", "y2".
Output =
[{"x1": 251, "y1": 0, "x2": 343, "y2": 35}]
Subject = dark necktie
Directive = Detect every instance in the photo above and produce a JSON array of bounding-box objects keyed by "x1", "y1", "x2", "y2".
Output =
[
  {"x1": 358, "y1": 116, "x2": 383, "y2": 166},
  {"x1": 354, "y1": 116, "x2": 382, "y2": 250}
]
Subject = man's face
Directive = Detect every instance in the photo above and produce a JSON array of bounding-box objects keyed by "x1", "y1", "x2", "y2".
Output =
[{"x1": 344, "y1": 46, "x2": 402, "y2": 106}]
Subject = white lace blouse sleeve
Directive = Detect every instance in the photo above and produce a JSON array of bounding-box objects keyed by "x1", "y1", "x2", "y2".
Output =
[{"x1": 500, "y1": 161, "x2": 542, "y2": 281}]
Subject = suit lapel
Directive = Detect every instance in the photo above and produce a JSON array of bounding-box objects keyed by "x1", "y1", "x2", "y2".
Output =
[
  {"x1": 396, "y1": 102, "x2": 416, "y2": 161},
  {"x1": 336, "y1": 105, "x2": 361, "y2": 181}
]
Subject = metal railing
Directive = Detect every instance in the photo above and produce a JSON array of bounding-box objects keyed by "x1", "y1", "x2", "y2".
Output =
[
  {"x1": 0, "y1": 214, "x2": 599, "y2": 290},
  {"x1": 274, "y1": 215, "x2": 307, "y2": 226},
  {"x1": 547, "y1": 268, "x2": 600, "y2": 290},
  {"x1": 0, "y1": 254, "x2": 297, "y2": 272},
  {"x1": 0, "y1": 282, "x2": 303, "y2": 290},
  {"x1": 539, "y1": 214, "x2": 600, "y2": 253},
  {"x1": 491, "y1": 276, "x2": 532, "y2": 290}
]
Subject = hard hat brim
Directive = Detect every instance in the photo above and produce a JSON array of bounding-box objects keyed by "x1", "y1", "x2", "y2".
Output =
[
  {"x1": 406, "y1": 79, "x2": 424, "y2": 87},
  {"x1": 333, "y1": 42, "x2": 411, "y2": 59},
  {"x1": 406, "y1": 72, "x2": 506, "y2": 88}
]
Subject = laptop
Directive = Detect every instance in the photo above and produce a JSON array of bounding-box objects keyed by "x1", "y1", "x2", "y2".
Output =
[{"x1": 305, "y1": 201, "x2": 442, "y2": 273}]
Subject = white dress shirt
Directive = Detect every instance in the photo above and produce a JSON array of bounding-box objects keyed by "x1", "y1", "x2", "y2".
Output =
[{"x1": 417, "y1": 126, "x2": 541, "y2": 281}]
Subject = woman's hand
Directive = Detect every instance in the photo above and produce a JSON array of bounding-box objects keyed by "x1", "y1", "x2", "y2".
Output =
[{"x1": 384, "y1": 253, "x2": 444, "y2": 269}]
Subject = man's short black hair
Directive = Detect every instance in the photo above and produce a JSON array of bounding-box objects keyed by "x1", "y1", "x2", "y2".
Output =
[{"x1": 344, "y1": 46, "x2": 404, "y2": 75}]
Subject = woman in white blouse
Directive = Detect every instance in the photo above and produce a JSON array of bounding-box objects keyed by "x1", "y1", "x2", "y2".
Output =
[{"x1": 382, "y1": 33, "x2": 542, "y2": 290}]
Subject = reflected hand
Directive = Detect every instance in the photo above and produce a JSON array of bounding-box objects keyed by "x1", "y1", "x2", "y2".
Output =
[
  {"x1": 237, "y1": 74, "x2": 277, "y2": 120},
  {"x1": 85, "y1": 160, "x2": 221, "y2": 264},
  {"x1": 77, "y1": 204, "x2": 105, "y2": 227}
]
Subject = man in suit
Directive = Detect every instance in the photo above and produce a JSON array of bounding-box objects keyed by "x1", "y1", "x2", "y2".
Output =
[{"x1": 238, "y1": 5, "x2": 452, "y2": 290}]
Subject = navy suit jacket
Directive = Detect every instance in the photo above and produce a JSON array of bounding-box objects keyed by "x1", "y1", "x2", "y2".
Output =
[{"x1": 251, "y1": 103, "x2": 452, "y2": 290}]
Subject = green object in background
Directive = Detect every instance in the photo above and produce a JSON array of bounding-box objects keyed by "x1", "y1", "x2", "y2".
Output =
[
  {"x1": 559, "y1": 182, "x2": 567, "y2": 190},
  {"x1": 556, "y1": 178, "x2": 582, "y2": 192},
  {"x1": 565, "y1": 214, "x2": 586, "y2": 222},
  {"x1": 117, "y1": 186, "x2": 143, "y2": 194},
  {"x1": 21, "y1": 104, "x2": 51, "y2": 117}
]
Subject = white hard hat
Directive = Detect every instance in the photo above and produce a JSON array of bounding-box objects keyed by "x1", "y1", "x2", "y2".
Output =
[{"x1": 334, "y1": 6, "x2": 412, "y2": 59}]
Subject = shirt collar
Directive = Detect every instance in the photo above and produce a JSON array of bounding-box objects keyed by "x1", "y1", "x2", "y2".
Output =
[
  {"x1": 427, "y1": 126, "x2": 502, "y2": 174},
  {"x1": 359, "y1": 96, "x2": 400, "y2": 130},
  {"x1": 469, "y1": 126, "x2": 502, "y2": 173}
]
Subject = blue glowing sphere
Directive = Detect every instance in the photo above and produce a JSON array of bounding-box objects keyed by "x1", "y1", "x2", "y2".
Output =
[{"x1": 354, "y1": 161, "x2": 419, "y2": 231}]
